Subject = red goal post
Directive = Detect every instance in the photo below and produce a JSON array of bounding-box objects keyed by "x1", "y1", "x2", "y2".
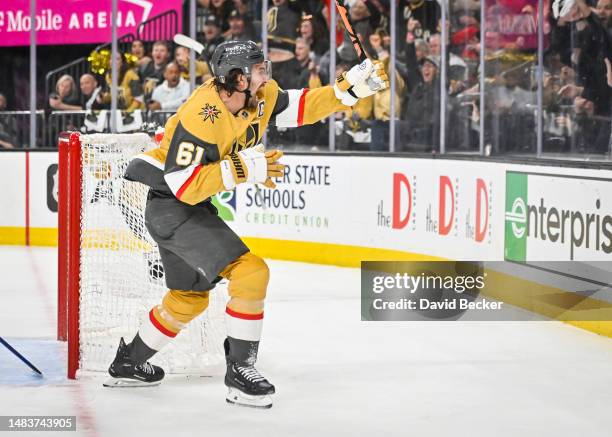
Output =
[{"x1": 57, "y1": 132, "x2": 81, "y2": 378}]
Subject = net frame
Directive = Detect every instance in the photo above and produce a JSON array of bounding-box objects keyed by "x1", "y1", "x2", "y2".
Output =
[{"x1": 58, "y1": 132, "x2": 226, "y2": 379}]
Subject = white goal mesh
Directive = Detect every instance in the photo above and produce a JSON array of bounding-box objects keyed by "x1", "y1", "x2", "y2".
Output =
[{"x1": 77, "y1": 133, "x2": 226, "y2": 376}]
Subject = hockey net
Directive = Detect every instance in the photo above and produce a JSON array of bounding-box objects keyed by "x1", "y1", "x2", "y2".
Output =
[{"x1": 58, "y1": 132, "x2": 226, "y2": 379}]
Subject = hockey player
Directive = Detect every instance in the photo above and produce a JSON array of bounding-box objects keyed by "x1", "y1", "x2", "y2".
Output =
[{"x1": 103, "y1": 40, "x2": 388, "y2": 408}]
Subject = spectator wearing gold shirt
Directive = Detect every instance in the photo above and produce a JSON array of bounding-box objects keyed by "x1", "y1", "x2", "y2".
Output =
[{"x1": 102, "y1": 53, "x2": 144, "y2": 111}]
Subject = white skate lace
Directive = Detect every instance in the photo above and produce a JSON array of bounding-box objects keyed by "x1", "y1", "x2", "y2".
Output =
[
  {"x1": 137, "y1": 362, "x2": 154, "y2": 375},
  {"x1": 236, "y1": 365, "x2": 265, "y2": 383}
]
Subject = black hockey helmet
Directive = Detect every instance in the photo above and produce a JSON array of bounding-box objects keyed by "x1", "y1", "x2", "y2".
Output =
[{"x1": 210, "y1": 40, "x2": 269, "y2": 83}]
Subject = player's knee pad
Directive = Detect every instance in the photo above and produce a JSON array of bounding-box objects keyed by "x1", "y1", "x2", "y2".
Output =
[
  {"x1": 226, "y1": 252, "x2": 269, "y2": 303},
  {"x1": 152, "y1": 289, "x2": 210, "y2": 333}
]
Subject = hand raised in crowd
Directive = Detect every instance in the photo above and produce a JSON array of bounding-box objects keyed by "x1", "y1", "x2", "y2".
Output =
[
  {"x1": 558, "y1": 83, "x2": 584, "y2": 99},
  {"x1": 468, "y1": 101, "x2": 480, "y2": 123},
  {"x1": 573, "y1": 95, "x2": 595, "y2": 115},
  {"x1": 308, "y1": 61, "x2": 318, "y2": 75},
  {"x1": 605, "y1": 58, "x2": 612, "y2": 88},
  {"x1": 49, "y1": 95, "x2": 61, "y2": 107},
  {"x1": 449, "y1": 80, "x2": 466, "y2": 96},
  {"x1": 521, "y1": 5, "x2": 535, "y2": 15},
  {"x1": 407, "y1": 17, "x2": 420, "y2": 33}
]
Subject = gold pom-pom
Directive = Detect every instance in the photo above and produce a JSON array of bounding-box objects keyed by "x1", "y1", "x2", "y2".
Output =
[
  {"x1": 88, "y1": 49, "x2": 137, "y2": 75},
  {"x1": 123, "y1": 52, "x2": 138, "y2": 69},
  {"x1": 87, "y1": 49, "x2": 111, "y2": 75}
]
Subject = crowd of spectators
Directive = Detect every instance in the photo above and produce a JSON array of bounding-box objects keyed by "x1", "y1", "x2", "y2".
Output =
[
  {"x1": 1, "y1": 0, "x2": 610, "y2": 155},
  {"x1": 43, "y1": 39, "x2": 210, "y2": 115}
]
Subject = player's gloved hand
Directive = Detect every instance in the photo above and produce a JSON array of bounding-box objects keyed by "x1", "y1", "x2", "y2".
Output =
[
  {"x1": 334, "y1": 59, "x2": 389, "y2": 106},
  {"x1": 334, "y1": 58, "x2": 373, "y2": 106},
  {"x1": 262, "y1": 149, "x2": 284, "y2": 189},
  {"x1": 221, "y1": 144, "x2": 284, "y2": 190},
  {"x1": 352, "y1": 60, "x2": 389, "y2": 98}
]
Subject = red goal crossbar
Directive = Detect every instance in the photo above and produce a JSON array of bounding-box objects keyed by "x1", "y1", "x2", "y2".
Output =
[{"x1": 57, "y1": 132, "x2": 82, "y2": 379}]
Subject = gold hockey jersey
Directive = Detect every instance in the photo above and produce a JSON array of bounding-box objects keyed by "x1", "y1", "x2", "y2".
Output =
[{"x1": 125, "y1": 78, "x2": 347, "y2": 205}]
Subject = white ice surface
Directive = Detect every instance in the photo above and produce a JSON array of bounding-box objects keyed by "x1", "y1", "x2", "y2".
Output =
[{"x1": 1, "y1": 246, "x2": 612, "y2": 437}]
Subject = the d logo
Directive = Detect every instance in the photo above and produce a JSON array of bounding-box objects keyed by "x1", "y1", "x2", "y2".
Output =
[
  {"x1": 439, "y1": 176, "x2": 454, "y2": 235},
  {"x1": 392, "y1": 173, "x2": 412, "y2": 229}
]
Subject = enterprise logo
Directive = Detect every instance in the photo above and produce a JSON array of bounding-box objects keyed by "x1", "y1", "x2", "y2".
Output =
[{"x1": 505, "y1": 197, "x2": 527, "y2": 239}]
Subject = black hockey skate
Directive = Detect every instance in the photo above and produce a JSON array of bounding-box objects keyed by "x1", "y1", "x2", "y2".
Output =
[
  {"x1": 103, "y1": 337, "x2": 164, "y2": 387},
  {"x1": 224, "y1": 338, "x2": 275, "y2": 408}
]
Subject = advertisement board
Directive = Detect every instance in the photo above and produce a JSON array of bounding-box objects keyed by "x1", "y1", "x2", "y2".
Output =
[
  {"x1": 357, "y1": 157, "x2": 503, "y2": 260},
  {"x1": 504, "y1": 170, "x2": 612, "y2": 261},
  {"x1": 221, "y1": 156, "x2": 351, "y2": 245},
  {"x1": 0, "y1": 153, "x2": 26, "y2": 244},
  {"x1": 217, "y1": 156, "x2": 504, "y2": 261},
  {"x1": 1, "y1": 150, "x2": 612, "y2": 265},
  {"x1": 0, "y1": 0, "x2": 182, "y2": 47}
]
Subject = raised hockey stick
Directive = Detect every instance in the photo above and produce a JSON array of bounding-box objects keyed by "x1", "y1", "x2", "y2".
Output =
[
  {"x1": 0, "y1": 336, "x2": 43, "y2": 375},
  {"x1": 173, "y1": 33, "x2": 205, "y2": 55},
  {"x1": 334, "y1": 0, "x2": 369, "y2": 62}
]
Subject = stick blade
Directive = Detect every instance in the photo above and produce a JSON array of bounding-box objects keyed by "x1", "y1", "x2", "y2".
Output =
[{"x1": 173, "y1": 33, "x2": 204, "y2": 55}]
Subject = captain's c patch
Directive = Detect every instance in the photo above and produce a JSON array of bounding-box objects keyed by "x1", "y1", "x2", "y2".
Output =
[{"x1": 257, "y1": 100, "x2": 265, "y2": 118}]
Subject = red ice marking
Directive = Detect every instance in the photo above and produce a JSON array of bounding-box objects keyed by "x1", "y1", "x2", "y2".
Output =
[
  {"x1": 149, "y1": 310, "x2": 177, "y2": 338},
  {"x1": 25, "y1": 150, "x2": 30, "y2": 246},
  {"x1": 226, "y1": 307, "x2": 264, "y2": 320}
]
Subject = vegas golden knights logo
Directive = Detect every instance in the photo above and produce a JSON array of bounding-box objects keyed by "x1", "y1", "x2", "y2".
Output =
[
  {"x1": 230, "y1": 122, "x2": 261, "y2": 154},
  {"x1": 199, "y1": 103, "x2": 221, "y2": 124},
  {"x1": 267, "y1": 7, "x2": 278, "y2": 32}
]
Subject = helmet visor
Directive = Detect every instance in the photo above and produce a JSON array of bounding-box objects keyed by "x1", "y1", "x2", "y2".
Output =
[{"x1": 249, "y1": 60, "x2": 272, "y2": 80}]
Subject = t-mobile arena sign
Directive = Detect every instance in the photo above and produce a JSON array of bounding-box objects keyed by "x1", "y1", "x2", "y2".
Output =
[{"x1": 0, "y1": 0, "x2": 182, "y2": 47}]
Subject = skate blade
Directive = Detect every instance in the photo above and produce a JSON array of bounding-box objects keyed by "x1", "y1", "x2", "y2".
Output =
[
  {"x1": 103, "y1": 377, "x2": 161, "y2": 388},
  {"x1": 225, "y1": 387, "x2": 273, "y2": 409}
]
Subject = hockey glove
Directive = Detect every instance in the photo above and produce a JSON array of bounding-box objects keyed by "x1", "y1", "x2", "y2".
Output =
[
  {"x1": 261, "y1": 149, "x2": 284, "y2": 189},
  {"x1": 221, "y1": 145, "x2": 284, "y2": 190},
  {"x1": 352, "y1": 60, "x2": 389, "y2": 98},
  {"x1": 334, "y1": 59, "x2": 389, "y2": 106},
  {"x1": 334, "y1": 58, "x2": 373, "y2": 106}
]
